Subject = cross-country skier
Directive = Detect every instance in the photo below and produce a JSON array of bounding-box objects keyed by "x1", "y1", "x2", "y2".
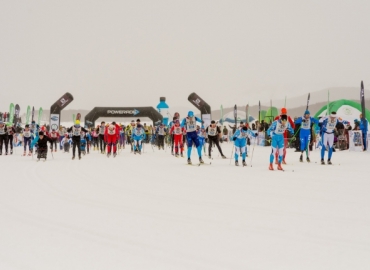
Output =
[
  {"x1": 92, "y1": 128, "x2": 99, "y2": 150},
  {"x1": 359, "y1": 113, "x2": 368, "y2": 151},
  {"x1": 67, "y1": 120, "x2": 88, "y2": 160},
  {"x1": 49, "y1": 129, "x2": 60, "y2": 152},
  {"x1": 0, "y1": 121, "x2": 8, "y2": 155},
  {"x1": 274, "y1": 108, "x2": 295, "y2": 164},
  {"x1": 31, "y1": 131, "x2": 53, "y2": 161},
  {"x1": 206, "y1": 120, "x2": 226, "y2": 159},
  {"x1": 105, "y1": 122, "x2": 120, "y2": 157},
  {"x1": 169, "y1": 112, "x2": 180, "y2": 155},
  {"x1": 294, "y1": 110, "x2": 319, "y2": 162},
  {"x1": 6, "y1": 123, "x2": 16, "y2": 155},
  {"x1": 119, "y1": 124, "x2": 125, "y2": 149},
  {"x1": 131, "y1": 124, "x2": 146, "y2": 154},
  {"x1": 80, "y1": 132, "x2": 87, "y2": 155},
  {"x1": 61, "y1": 133, "x2": 72, "y2": 153},
  {"x1": 156, "y1": 123, "x2": 167, "y2": 150},
  {"x1": 319, "y1": 112, "x2": 348, "y2": 164},
  {"x1": 22, "y1": 124, "x2": 32, "y2": 156},
  {"x1": 98, "y1": 122, "x2": 106, "y2": 154},
  {"x1": 267, "y1": 115, "x2": 294, "y2": 170},
  {"x1": 169, "y1": 119, "x2": 185, "y2": 157},
  {"x1": 127, "y1": 120, "x2": 136, "y2": 152},
  {"x1": 232, "y1": 125, "x2": 257, "y2": 166},
  {"x1": 197, "y1": 125, "x2": 207, "y2": 156},
  {"x1": 85, "y1": 130, "x2": 92, "y2": 154},
  {"x1": 180, "y1": 111, "x2": 204, "y2": 164}
]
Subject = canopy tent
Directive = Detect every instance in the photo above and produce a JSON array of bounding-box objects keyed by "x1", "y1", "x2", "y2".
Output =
[
  {"x1": 220, "y1": 110, "x2": 255, "y2": 124},
  {"x1": 263, "y1": 107, "x2": 278, "y2": 123},
  {"x1": 314, "y1": 99, "x2": 370, "y2": 126}
]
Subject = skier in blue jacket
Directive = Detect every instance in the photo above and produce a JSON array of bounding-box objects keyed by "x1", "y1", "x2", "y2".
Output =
[
  {"x1": 181, "y1": 111, "x2": 203, "y2": 164},
  {"x1": 359, "y1": 113, "x2": 368, "y2": 151},
  {"x1": 295, "y1": 110, "x2": 319, "y2": 162},
  {"x1": 232, "y1": 126, "x2": 257, "y2": 166},
  {"x1": 267, "y1": 115, "x2": 294, "y2": 170},
  {"x1": 131, "y1": 124, "x2": 146, "y2": 154}
]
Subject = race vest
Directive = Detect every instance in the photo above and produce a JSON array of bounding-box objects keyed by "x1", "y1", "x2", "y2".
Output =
[
  {"x1": 301, "y1": 118, "x2": 311, "y2": 130},
  {"x1": 0, "y1": 127, "x2": 5, "y2": 135},
  {"x1": 237, "y1": 129, "x2": 248, "y2": 139},
  {"x1": 207, "y1": 127, "x2": 217, "y2": 136},
  {"x1": 186, "y1": 117, "x2": 196, "y2": 132},
  {"x1": 72, "y1": 126, "x2": 81, "y2": 136},
  {"x1": 23, "y1": 130, "x2": 31, "y2": 138},
  {"x1": 99, "y1": 126, "x2": 105, "y2": 135},
  {"x1": 158, "y1": 127, "x2": 165, "y2": 135},
  {"x1": 173, "y1": 126, "x2": 182, "y2": 135},
  {"x1": 325, "y1": 119, "x2": 337, "y2": 133},
  {"x1": 134, "y1": 129, "x2": 144, "y2": 136},
  {"x1": 50, "y1": 132, "x2": 58, "y2": 138},
  {"x1": 274, "y1": 122, "x2": 287, "y2": 135},
  {"x1": 107, "y1": 126, "x2": 116, "y2": 135}
]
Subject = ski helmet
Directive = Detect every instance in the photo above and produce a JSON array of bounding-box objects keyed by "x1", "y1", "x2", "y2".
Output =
[{"x1": 188, "y1": 111, "x2": 194, "y2": 117}]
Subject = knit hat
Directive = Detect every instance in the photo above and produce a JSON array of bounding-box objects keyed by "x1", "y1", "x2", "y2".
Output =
[{"x1": 304, "y1": 110, "x2": 310, "y2": 115}]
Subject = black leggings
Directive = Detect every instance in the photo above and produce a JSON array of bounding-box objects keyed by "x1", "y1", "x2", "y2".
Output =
[
  {"x1": 72, "y1": 137, "x2": 81, "y2": 157},
  {"x1": 208, "y1": 137, "x2": 224, "y2": 156}
]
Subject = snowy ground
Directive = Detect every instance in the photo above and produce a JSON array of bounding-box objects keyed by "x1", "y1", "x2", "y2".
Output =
[{"x1": 1, "y1": 143, "x2": 369, "y2": 270}]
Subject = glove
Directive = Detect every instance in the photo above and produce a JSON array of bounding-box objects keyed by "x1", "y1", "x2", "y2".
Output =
[
  {"x1": 233, "y1": 137, "x2": 237, "y2": 141},
  {"x1": 302, "y1": 119, "x2": 306, "y2": 123},
  {"x1": 255, "y1": 133, "x2": 258, "y2": 136}
]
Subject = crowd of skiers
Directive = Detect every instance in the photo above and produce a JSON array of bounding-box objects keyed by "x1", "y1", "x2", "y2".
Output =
[{"x1": 0, "y1": 108, "x2": 368, "y2": 169}]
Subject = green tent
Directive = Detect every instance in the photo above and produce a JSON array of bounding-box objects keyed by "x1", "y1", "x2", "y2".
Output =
[
  {"x1": 264, "y1": 107, "x2": 278, "y2": 123},
  {"x1": 314, "y1": 99, "x2": 370, "y2": 124}
]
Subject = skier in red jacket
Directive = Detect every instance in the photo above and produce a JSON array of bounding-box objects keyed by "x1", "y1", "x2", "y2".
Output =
[
  {"x1": 274, "y1": 108, "x2": 295, "y2": 164},
  {"x1": 104, "y1": 122, "x2": 120, "y2": 157}
]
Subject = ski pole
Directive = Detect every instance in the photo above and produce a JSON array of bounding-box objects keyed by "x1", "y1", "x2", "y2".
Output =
[
  {"x1": 229, "y1": 145, "x2": 234, "y2": 165},
  {"x1": 250, "y1": 136, "x2": 257, "y2": 167}
]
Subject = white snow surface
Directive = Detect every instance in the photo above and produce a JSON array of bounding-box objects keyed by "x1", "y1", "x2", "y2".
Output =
[{"x1": 1, "y1": 144, "x2": 369, "y2": 270}]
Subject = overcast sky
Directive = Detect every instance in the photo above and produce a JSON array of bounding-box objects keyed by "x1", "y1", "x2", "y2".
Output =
[{"x1": 1, "y1": 0, "x2": 369, "y2": 112}]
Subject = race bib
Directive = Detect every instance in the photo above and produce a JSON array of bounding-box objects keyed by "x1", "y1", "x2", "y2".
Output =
[
  {"x1": 174, "y1": 127, "x2": 182, "y2": 135},
  {"x1": 208, "y1": 127, "x2": 217, "y2": 136},
  {"x1": 276, "y1": 123, "x2": 286, "y2": 134},
  {"x1": 326, "y1": 120, "x2": 336, "y2": 131},
  {"x1": 73, "y1": 127, "x2": 81, "y2": 136},
  {"x1": 23, "y1": 131, "x2": 31, "y2": 137},
  {"x1": 0, "y1": 127, "x2": 6, "y2": 135}
]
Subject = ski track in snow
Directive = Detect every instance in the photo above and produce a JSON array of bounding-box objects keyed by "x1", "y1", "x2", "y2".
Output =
[{"x1": 0, "y1": 144, "x2": 370, "y2": 269}]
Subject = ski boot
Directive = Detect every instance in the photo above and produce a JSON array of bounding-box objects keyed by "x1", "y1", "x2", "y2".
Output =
[
  {"x1": 269, "y1": 163, "x2": 274, "y2": 170},
  {"x1": 113, "y1": 152, "x2": 117, "y2": 158},
  {"x1": 327, "y1": 159, "x2": 332, "y2": 165},
  {"x1": 208, "y1": 155, "x2": 212, "y2": 159},
  {"x1": 282, "y1": 159, "x2": 287, "y2": 165},
  {"x1": 306, "y1": 157, "x2": 310, "y2": 163},
  {"x1": 277, "y1": 163, "x2": 283, "y2": 171},
  {"x1": 175, "y1": 153, "x2": 179, "y2": 157},
  {"x1": 299, "y1": 154, "x2": 303, "y2": 162},
  {"x1": 28, "y1": 152, "x2": 32, "y2": 156},
  {"x1": 221, "y1": 155, "x2": 226, "y2": 159},
  {"x1": 10, "y1": 150, "x2": 13, "y2": 155},
  {"x1": 187, "y1": 158, "x2": 192, "y2": 165},
  {"x1": 23, "y1": 152, "x2": 26, "y2": 156},
  {"x1": 0, "y1": 152, "x2": 2, "y2": 156},
  {"x1": 321, "y1": 159, "x2": 325, "y2": 165},
  {"x1": 199, "y1": 157, "x2": 204, "y2": 164},
  {"x1": 79, "y1": 156, "x2": 81, "y2": 160},
  {"x1": 242, "y1": 160, "x2": 247, "y2": 166},
  {"x1": 72, "y1": 156, "x2": 75, "y2": 160},
  {"x1": 107, "y1": 152, "x2": 111, "y2": 158},
  {"x1": 5, "y1": 152, "x2": 8, "y2": 155},
  {"x1": 235, "y1": 160, "x2": 239, "y2": 166},
  {"x1": 180, "y1": 153, "x2": 184, "y2": 158},
  {"x1": 138, "y1": 150, "x2": 142, "y2": 155}
]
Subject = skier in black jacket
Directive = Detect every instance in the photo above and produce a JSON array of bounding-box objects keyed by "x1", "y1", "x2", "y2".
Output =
[
  {"x1": 31, "y1": 131, "x2": 53, "y2": 161},
  {"x1": 67, "y1": 121, "x2": 88, "y2": 160}
]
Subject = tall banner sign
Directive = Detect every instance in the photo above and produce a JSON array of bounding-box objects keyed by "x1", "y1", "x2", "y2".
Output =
[
  {"x1": 8, "y1": 103, "x2": 15, "y2": 124},
  {"x1": 14, "y1": 104, "x2": 20, "y2": 126},
  {"x1": 188, "y1": 92, "x2": 211, "y2": 120},
  {"x1": 26, "y1": 106, "x2": 31, "y2": 125},
  {"x1": 50, "y1": 92, "x2": 74, "y2": 131}
]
